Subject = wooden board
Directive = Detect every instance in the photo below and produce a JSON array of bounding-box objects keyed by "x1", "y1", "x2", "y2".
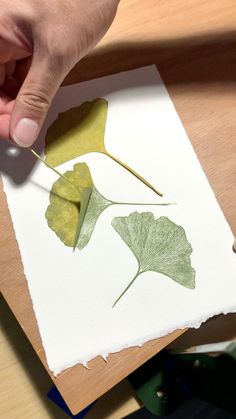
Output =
[
  {"x1": 0, "y1": 293, "x2": 141, "y2": 419},
  {"x1": 1, "y1": 0, "x2": 236, "y2": 415}
]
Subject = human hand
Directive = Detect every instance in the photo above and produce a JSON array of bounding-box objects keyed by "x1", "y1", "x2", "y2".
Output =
[{"x1": 0, "y1": 0, "x2": 119, "y2": 147}]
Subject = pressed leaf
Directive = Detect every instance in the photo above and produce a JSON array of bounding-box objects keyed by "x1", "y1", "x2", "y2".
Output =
[
  {"x1": 45, "y1": 163, "x2": 93, "y2": 247},
  {"x1": 112, "y1": 212, "x2": 195, "y2": 307},
  {"x1": 46, "y1": 163, "x2": 172, "y2": 250},
  {"x1": 44, "y1": 98, "x2": 162, "y2": 196},
  {"x1": 45, "y1": 99, "x2": 107, "y2": 167}
]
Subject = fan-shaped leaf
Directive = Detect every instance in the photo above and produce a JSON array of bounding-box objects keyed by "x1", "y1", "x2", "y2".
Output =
[
  {"x1": 45, "y1": 99, "x2": 107, "y2": 168},
  {"x1": 45, "y1": 163, "x2": 113, "y2": 249},
  {"x1": 112, "y1": 212, "x2": 195, "y2": 306},
  {"x1": 44, "y1": 98, "x2": 162, "y2": 196},
  {"x1": 46, "y1": 163, "x2": 93, "y2": 247}
]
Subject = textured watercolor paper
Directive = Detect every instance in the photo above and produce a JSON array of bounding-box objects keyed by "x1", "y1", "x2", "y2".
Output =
[{"x1": 1, "y1": 66, "x2": 236, "y2": 375}]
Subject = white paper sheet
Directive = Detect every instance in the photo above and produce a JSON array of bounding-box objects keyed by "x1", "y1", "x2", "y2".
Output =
[{"x1": 1, "y1": 66, "x2": 236, "y2": 375}]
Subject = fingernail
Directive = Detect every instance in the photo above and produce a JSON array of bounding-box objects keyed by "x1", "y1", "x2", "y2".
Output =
[{"x1": 13, "y1": 118, "x2": 39, "y2": 147}]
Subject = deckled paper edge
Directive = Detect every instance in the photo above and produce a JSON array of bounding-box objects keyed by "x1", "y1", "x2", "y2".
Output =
[{"x1": 1, "y1": 64, "x2": 236, "y2": 375}]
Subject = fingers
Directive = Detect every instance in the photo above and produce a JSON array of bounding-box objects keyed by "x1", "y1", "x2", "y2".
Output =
[
  {"x1": 0, "y1": 61, "x2": 16, "y2": 90},
  {"x1": 0, "y1": 90, "x2": 13, "y2": 110},
  {"x1": 0, "y1": 113, "x2": 10, "y2": 139},
  {"x1": 0, "y1": 19, "x2": 32, "y2": 52},
  {"x1": 0, "y1": 90, "x2": 14, "y2": 140},
  {"x1": 2, "y1": 58, "x2": 32, "y2": 99},
  {"x1": 0, "y1": 37, "x2": 30, "y2": 64},
  {"x1": 10, "y1": 51, "x2": 66, "y2": 147},
  {"x1": 1, "y1": 98, "x2": 14, "y2": 114}
]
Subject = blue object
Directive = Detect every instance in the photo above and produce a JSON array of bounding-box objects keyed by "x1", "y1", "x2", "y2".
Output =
[{"x1": 47, "y1": 385, "x2": 95, "y2": 418}]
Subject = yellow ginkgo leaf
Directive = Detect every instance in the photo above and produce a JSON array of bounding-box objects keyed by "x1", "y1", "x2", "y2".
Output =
[
  {"x1": 45, "y1": 99, "x2": 107, "y2": 167},
  {"x1": 44, "y1": 98, "x2": 163, "y2": 197},
  {"x1": 45, "y1": 163, "x2": 93, "y2": 248}
]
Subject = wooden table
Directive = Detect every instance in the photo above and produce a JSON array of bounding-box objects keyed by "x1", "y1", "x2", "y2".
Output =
[{"x1": 1, "y1": 0, "x2": 236, "y2": 415}]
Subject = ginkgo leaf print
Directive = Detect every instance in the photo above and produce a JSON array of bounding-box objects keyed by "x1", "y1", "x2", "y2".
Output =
[
  {"x1": 44, "y1": 98, "x2": 162, "y2": 196},
  {"x1": 111, "y1": 212, "x2": 196, "y2": 307},
  {"x1": 77, "y1": 185, "x2": 113, "y2": 250},
  {"x1": 78, "y1": 186, "x2": 172, "y2": 250},
  {"x1": 46, "y1": 163, "x2": 172, "y2": 250}
]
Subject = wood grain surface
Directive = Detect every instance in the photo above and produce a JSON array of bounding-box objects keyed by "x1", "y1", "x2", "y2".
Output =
[
  {"x1": 1, "y1": 0, "x2": 236, "y2": 415},
  {"x1": 0, "y1": 294, "x2": 141, "y2": 419}
]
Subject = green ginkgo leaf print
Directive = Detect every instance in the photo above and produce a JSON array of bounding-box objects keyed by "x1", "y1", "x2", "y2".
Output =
[
  {"x1": 77, "y1": 185, "x2": 113, "y2": 250},
  {"x1": 111, "y1": 212, "x2": 196, "y2": 307},
  {"x1": 44, "y1": 98, "x2": 162, "y2": 196},
  {"x1": 46, "y1": 164, "x2": 172, "y2": 250}
]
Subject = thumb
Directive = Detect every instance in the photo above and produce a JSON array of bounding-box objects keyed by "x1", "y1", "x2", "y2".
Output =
[{"x1": 11, "y1": 53, "x2": 65, "y2": 147}]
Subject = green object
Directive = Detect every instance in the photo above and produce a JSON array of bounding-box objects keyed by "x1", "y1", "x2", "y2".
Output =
[
  {"x1": 72, "y1": 186, "x2": 93, "y2": 251},
  {"x1": 44, "y1": 98, "x2": 162, "y2": 196},
  {"x1": 77, "y1": 187, "x2": 172, "y2": 251},
  {"x1": 77, "y1": 185, "x2": 113, "y2": 250},
  {"x1": 46, "y1": 163, "x2": 172, "y2": 250},
  {"x1": 225, "y1": 342, "x2": 236, "y2": 360},
  {"x1": 128, "y1": 352, "x2": 236, "y2": 416},
  {"x1": 112, "y1": 212, "x2": 195, "y2": 307},
  {"x1": 128, "y1": 357, "x2": 168, "y2": 416}
]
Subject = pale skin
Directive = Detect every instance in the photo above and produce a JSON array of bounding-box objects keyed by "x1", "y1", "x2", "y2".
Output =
[{"x1": 0, "y1": 0, "x2": 120, "y2": 147}]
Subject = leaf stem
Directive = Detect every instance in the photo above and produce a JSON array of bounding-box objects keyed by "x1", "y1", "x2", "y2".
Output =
[
  {"x1": 29, "y1": 148, "x2": 81, "y2": 193},
  {"x1": 112, "y1": 269, "x2": 140, "y2": 308},
  {"x1": 105, "y1": 152, "x2": 163, "y2": 197},
  {"x1": 112, "y1": 202, "x2": 174, "y2": 207}
]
